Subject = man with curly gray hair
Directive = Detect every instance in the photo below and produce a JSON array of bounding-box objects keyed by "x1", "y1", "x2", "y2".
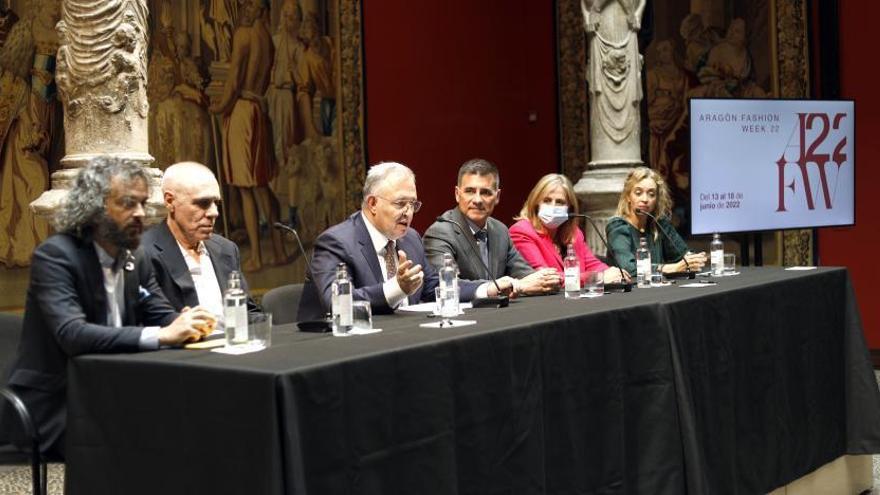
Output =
[{"x1": 0, "y1": 156, "x2": 216, "y2": 459}]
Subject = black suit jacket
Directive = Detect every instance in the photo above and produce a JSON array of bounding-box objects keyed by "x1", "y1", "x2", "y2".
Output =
[
  {"x1": 297, "y1": 212, "x2": 484, "y2": 321},
  {"x1": 423, "y1": 207, "x2": 535, "y2": 281},
  {"x1": 0, "y1": 232, "x2": 178, "y2": 456},
  {"x1": 141, "y1": 222, "x2": 259, "y2": 314}
]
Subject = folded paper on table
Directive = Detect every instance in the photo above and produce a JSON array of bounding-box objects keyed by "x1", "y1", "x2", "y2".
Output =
[{"x1": 397, "y1": 302, "x2": 473, "y2": 313}]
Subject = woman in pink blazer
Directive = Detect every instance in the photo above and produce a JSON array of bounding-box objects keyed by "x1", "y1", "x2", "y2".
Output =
[{"x1": 510, "y1": 174, "x2": 627, "y2": 284}]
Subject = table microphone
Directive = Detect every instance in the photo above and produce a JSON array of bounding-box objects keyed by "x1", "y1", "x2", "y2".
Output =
[
  {"x1": 634, "y1": 210, "x2": 695, "y2": 279},
  {"x1": 567, "y1": 213, "x2": 633, "y2": 292},
  {"x1": 434, "y1": 216, "x2": 509, "y2": 308},
  {"x1": 273, "y1": 222, "x2": 332, "y2": 332}
]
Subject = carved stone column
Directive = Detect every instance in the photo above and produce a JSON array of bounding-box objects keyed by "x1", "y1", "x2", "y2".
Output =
[
  {"x1": 574, "y1": 0, "x2": 645, "y2": 255},
  {"x1": 574, "y1": 165, "x2": 631, "y2": 256},
  {"x1": 30, "y1": 0, "x2": 163, "y2": 223}
]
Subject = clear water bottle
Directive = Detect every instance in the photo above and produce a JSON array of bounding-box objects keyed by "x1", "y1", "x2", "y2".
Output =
[
  {"x1": 636, "y1": 236, "x2": 651, "y2": 288},
  {"x1": 564, "y1": 243, "x2": 580, "y2": 299},
  {"x1": 438, "y1": 253, "x2": 459, "y2": 317},
  {"x1": 224, "y1": 271, "x2": 248, "y2": 346},
  {"x1": 331, "y1": 263, "x2": 353, "y2": 336},
  {"x1": 710, "y1": 233, "x2": 724, "y2": 276}
]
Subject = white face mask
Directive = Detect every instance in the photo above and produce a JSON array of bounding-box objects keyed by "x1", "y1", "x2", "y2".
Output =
[{"x1": 538, "y1": 204, "x2": 569, "y2": 229}]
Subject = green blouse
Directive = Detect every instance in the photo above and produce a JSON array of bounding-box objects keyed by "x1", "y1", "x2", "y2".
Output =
[{"x1": 605, "y1": 216, "x2": 690, "y2": 276}]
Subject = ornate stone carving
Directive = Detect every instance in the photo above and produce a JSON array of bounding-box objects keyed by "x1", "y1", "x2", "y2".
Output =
[
  {"x1": 573, "y1": 0, "x2": 646, "y2": 255},
  {"x1": 55, "y1": 0, "x2": 150, "y2": 165},
  {"x1": 582, "y1": 0, "x2": 645, "y2": 167},
  {"x1": 31, "y1": 0, "x2": 161, "y2": 222}
]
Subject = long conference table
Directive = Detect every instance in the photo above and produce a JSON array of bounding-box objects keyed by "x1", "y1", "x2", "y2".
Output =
[{"x1": 64, "y1": 267, "x2": 880, "y2": 494}]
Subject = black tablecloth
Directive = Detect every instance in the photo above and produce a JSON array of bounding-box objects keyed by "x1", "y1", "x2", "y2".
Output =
[{"x1": 64, "y1": 267, "x2": 880, "y2": 494}]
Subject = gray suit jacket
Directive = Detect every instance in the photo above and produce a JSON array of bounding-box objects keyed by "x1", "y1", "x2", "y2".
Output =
[
  {"x1": 423, "y1": 208, "x2": 534, "y2": 281},
  {"x1": 141, "y1": 222, "x2": 260, "y2": 314}
]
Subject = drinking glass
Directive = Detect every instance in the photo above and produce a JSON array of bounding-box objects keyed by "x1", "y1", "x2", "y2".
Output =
[
  {"x1": 583, "y1": 270, "x2": 603, "y2": 297},
  {"x1": 352, "y1": 301, "x2": 372, "y2": 331},
  {"x1": 650, "y1": 263, "x2": 664, "y2": 286},
  {"x1": 724, "y1": 252, "x2": 736, "y2": 275},
  {"x1": 249, "y1": 313, "x2": 272, "y2": 348}
]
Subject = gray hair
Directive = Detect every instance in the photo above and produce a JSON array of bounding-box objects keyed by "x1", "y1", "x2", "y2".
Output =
[
  {"x1": 361, "y1": 162, "x2": 415, "y2": 208},
  {"x1": 457, "y1": 158, "x2": 500, "y2": 189},
  {"x1": 54, "y1": 156, "x2": 150, "y2": 235}
]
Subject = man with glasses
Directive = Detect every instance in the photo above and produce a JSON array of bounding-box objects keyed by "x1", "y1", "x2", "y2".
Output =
[
  {"x1": 424, "y1": 159, "x2": 560, "y2": 296},
  {"x1": 297, "y1": 161, "x2": 512, "y2": 321},
  {"x1": 142, "y1": 161, "x2": 260, "y2": 316}
]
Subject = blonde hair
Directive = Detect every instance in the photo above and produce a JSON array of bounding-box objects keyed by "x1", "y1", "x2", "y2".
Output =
[
  {"x1": 615, "y1": 166, "x2": 673, "y2": 227},
  {"x1": 515, "y1": 173, "x2": 579, "y2": 246}
]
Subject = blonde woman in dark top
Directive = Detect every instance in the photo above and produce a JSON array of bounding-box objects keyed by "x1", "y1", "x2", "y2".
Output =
[{"x1": 605, "y1": 167, "x2": 707, "y2": 276}]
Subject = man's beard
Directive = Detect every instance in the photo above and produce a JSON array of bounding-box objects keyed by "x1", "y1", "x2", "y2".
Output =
[{"x1": 96, "y1": 214, "x2": 142, "y2": 251}]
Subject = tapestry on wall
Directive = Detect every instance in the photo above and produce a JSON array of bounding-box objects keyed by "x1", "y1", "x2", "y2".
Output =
[
  {"x1": 0, "y1": 0, "x2": 365, "y2": 309},
  {"x1": 146, "y1": 0, "x2": 365, "y2": 268}
]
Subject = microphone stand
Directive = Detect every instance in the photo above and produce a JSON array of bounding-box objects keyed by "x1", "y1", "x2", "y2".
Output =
[
  {"x1": 634, "y1": 210, "x2": 696, "y2": 279},
  {"x1": 434, "y1": 216, "x2": 509, "y2": 308},
  {"x1": 273, "y1": 222, "x2": 333, "y2": 332},
  {"x1": 567, "y1": 213, "x2": 633, "y2": 292}
]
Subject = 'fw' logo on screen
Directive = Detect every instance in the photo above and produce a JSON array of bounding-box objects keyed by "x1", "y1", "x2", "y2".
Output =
[{"x1": 776, "y1": 112, "x2": 848, "y2": 212}]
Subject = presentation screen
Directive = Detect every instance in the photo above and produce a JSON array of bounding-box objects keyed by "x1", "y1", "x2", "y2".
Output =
[{"x1": 689, "y1": 98, "x2": 855, "y2": 235}]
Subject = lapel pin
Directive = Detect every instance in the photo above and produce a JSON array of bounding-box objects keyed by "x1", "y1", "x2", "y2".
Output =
[{"x1": 124, "y1": 250, "x2": 135, "y2": 272}]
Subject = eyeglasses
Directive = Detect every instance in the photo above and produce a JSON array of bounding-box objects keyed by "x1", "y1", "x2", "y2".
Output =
[{"x1": 376, "y1": 196, "x2": 422, "y2": 213}]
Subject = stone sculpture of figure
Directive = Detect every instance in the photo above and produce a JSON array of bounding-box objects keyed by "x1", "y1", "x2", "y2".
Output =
[
  {"x1": 690, "y1": 18, "x2": 767, "y2": 99},
  {"x1": 0, "y1": 0, "x2": 61, "y2": 267},
  {"x1": 646, "y1": 40, "x2": 688, "y2": 180},
  {"x1": 210, "y1": 0, "x2": 288, "y2": 271},
  {"x1": 268, "y1": 0, "x2": 304, "y2": 213},
  {"x1": 679, "y1": 13, "x2": 720, "y2": 74},
  {"x1": 581, "y1": 0, "x2": 646, "y2": 165}
]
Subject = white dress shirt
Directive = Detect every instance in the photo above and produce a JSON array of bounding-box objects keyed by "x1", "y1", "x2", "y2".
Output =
[
  {"x1": 93, "y1": 242, "x2": 159, "y2": 349},
  {"x1": 177, "y1": 241, "x2": 225, "y2": 318},
  {"x1": 360, "y1": 213, "x2": 490, "y2": 305},
  {"x1": 361, "y1": 212, "x2": 409, "y2": 308}
]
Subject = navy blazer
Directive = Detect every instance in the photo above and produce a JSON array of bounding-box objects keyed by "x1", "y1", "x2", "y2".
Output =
[
  {"x1": 141, "y1": 222, "x2": 260, "y2": 314},
  {"x1": 297, "y1": 212, "x2": 484, "y2": 321},
  {"x1": 0, "y1": 232, "x2": 178, "y2": 456}
]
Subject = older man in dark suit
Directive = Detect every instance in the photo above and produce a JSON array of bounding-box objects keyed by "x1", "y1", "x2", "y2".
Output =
[
  {"x1": 423, "y1": 158, "x2": 560, "y2": 296},
  {"x1": 141, "y1": 162, "x2": 259, "y2": 317},
  {"x1": 0, "y1": 157, "x2": 215, "y2": 458},
  {"x1": 297, "y1": 162, "x2": 513, "y2": 322}
]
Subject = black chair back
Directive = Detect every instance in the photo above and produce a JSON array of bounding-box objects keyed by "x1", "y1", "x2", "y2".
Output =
[
  {"x1": 261, "y1": 283, "x2": 304, "y2": 325},
  {"x1": 0, "y1": 312, "x2": 46, "y2": 495},
  {"x1": 0, "y1": 312, "x2": 23, "y2": 388}
]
